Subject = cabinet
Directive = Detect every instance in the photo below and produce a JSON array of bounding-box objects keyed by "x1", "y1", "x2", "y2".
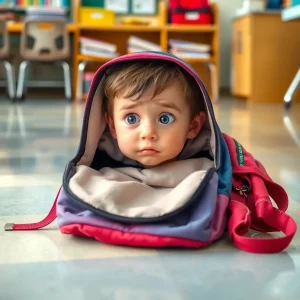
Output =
[
  {"x1": 231, "y1": 16, "x2": 251, "y2": 97},
  {"x1": 231, "y1": 13, "x2": 300, "y2": 102},
  {"x1": 73, "y1": 0, "x2": 220, "y2": 103}
]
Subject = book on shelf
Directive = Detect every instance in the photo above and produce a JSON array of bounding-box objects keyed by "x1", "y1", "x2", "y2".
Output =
[
  {"x1": 80, "y1": 47, "x2": 119, "y2": 59},
  {"x1": 25, "y1": 6, "x2": 67, "y2": 18},
  {"x1": 127, "y1": 35, "x2": 162, "y2": 52},
  {"x1": 127, "y1": 45, "x2": 152, "y2": 54},
  {"x1": 80, "y1": 37, "x2": 117, "y2": 53},
  {"x1": 169, "y1": 39, "x2": 211, "y2": 53},
  {"x1": 80, "y1": 37, "x2": 118, "y2": 58},
  {"x1": 170, "y1": 49, "x2": 211, "y2": 59},
  {"x1": 12, "y1": 0, "x2": 69, "y2": 7}
]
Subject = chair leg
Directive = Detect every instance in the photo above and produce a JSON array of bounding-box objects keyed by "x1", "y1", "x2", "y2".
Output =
[
  {"x1": 76, "y1": 60, "x2": 88, "y2": 102},
  {"x1": 61, "y1": 61, "x2": 72, "y2": 101},
  {"x1": 207, "y1": 62, "x2": 219, "y2": 104},
  {"x1": 3, "y1": 61, "x2": 16, "y2": 100},
  {"x1": 284, "y1": 68, "x2": 300, "y2": 109},
  {"x1": 16, "y1": 61, "x2": 30, "y2": 100}
]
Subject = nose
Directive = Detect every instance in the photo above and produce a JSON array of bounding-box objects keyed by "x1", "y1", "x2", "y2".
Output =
[{"x1": 140, "y1": 120, "x2": 157, "y2": 141}]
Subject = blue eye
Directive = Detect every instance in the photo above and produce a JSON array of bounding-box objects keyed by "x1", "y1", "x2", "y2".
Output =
[
  {"x1": 125, "y1": 114, "x2": 140, "y2": 125},
  {"x1": 159, "y1": 113, "x2": 175, "y2": 124}
]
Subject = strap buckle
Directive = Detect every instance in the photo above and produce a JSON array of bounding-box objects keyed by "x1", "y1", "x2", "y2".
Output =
[
  {"x1": 235, "y1": 184, "x2": 249, "y2": 198},
  {"x1": 4, "y1": 223, "x2": 14, "y2": 231}
]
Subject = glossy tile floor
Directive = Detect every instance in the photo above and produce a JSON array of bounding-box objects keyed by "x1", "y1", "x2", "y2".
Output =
[{"x1": 0, "y1": 97, "x2": 300, "y2": 300}]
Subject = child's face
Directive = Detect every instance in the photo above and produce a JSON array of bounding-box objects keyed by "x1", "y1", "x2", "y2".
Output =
[{"x1": 106, "y1": 83, "x2": 205, "y2": 167}]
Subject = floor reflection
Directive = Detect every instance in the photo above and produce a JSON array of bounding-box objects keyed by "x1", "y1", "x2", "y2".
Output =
[
  {"x1": 0, "y1": 251, "x2": 299, "y2": 300},
  {"x1": 5, "y1": 104, "x2": 27, "y2": 137},
  {"x1": 283, "y1": 112, "x2": 300, "y2": 147},
  {"x1": 2, "y1": 101, "x2": 84, "y2": 138}
]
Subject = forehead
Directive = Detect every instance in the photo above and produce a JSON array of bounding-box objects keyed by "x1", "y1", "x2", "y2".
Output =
[{"x1": 114, "y1": 83, "x2": 186, "y2": 107}]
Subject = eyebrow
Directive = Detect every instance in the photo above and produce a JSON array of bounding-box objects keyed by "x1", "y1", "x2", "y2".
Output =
[
  {"x1": 120, "y1": 102, "x2": 139, "y2": 111},
  {"x1": 157, "y1": 102, "x2": 181, "y2": 112},
  {"x1": 119, "y1": 101, "x2": 181, "y2": 112}
]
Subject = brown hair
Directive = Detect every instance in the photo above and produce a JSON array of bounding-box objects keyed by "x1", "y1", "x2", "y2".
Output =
[{"x1": 102, "y1": 60, "x2": 205, "y2": 118}]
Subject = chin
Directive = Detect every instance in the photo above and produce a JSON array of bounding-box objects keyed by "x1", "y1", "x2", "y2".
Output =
[
  {"x1": 140, "y1": 161, "x2": 162, "y2": 168},
  {"x1": 139, "y1": 157, "x2": 177, "y2": 168}
]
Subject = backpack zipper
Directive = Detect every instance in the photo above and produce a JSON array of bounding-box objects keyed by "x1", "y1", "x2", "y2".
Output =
[{"x1": 234, "y1": 183, "x2": 249, "y2": 198}]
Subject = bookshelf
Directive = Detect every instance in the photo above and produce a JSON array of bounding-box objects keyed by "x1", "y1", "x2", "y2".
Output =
[
  {"x1": 165, "y1": 24, "x2": 217, "y2": 32},
  {"x1": 78, "y1": 24, "x2": 163, "y2": 31},
  {"x1": 3, "y1": 0, "x2": 74, "y2": 25},
  {"x1": 73, "y1": 0, "x2": 220, "y2": 103},
  {"x1": 2, "y1": 0, "x2": 219, "y2": 102},
  {"x1": 7, "y1": 22, "x2": 76, "y2": 32}
]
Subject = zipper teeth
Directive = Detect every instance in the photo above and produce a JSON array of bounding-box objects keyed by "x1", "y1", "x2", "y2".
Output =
[{"x1": 63, "y1": 167, "x2": 215, "y2": 224}]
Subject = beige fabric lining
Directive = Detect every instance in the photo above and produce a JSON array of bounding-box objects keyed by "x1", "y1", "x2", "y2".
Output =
[
  {"x1": 78, "y1": 78, "x2": 106, "y2": 166},
  {"x1": 69, "y1": 158, "x2": 213, "y2": 218}
]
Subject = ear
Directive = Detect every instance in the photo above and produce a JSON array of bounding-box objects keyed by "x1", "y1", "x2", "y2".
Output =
[
  {"x1": 187, "y1": 111, "x2": 206, "y2": 139},
  {"x1": 105, "y1": 112, "x2": 117, "y2": 139}
]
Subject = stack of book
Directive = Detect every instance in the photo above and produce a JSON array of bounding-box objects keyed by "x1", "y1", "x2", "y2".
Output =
[
  {"x1": 169, "y1": 39, "x2": 211, "y2": 60},
  {"x1": 25, "y1": 6, "x2": 67, "y2": 19},
  {"x1": 127, "y1": 35, "x2": 162, "y2": 53},
  {"x1": 13, "y1": 0, "x2": 69, "y2": 7},
  {"x1": 80, "y1": 37, "x2": 118, "y2": 58}
]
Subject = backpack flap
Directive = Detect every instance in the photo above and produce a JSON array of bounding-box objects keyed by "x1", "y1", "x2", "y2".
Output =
[{"x1": 223, "y1": 133, "x2": 297, "y2": 253}]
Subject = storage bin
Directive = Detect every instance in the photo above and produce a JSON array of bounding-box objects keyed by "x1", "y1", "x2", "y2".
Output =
[{"x1": 79, "y1": 7, "x2": 115, "y2": 26}]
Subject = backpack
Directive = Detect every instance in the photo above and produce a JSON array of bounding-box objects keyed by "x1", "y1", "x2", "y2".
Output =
[
  {"x1": 4, "y1": 52, "x2": 297, "y2": 253},
  {"x1": 168, "y1": 0, "x2": 213, "y2": 25}
]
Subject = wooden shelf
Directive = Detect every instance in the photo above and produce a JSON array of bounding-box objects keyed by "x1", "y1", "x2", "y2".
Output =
[
  {"x1": 166, "y1": 24, "x2": 217, "y2": 32},
  {"x1": 77, "y1": 54, "x2": 113, "y2": 63},
  {"x1": 3, "y1": 1, "x2": 219, "y2": 102},
  {"x1": 7, "y1": 22, "x2": 77, "y2": 33},
  {"x1": 78, "y1": 53, "x2": 213, "y2": 64},
  {"x1": 79, "y1": 24, "x2": 162, "y2": 32},
  {"x1": 179, "y1": 57, "x2": 214, "y2": 63}
]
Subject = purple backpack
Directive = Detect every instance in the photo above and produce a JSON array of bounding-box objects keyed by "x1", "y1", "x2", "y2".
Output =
[{"x1": 5, "y1": 52, "x2": 296, "y2": 252}]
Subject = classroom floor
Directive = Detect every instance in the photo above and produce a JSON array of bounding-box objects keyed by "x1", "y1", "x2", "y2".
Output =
[{"x1": 0, "y1": 96, "x2": 300, "y2": 300}]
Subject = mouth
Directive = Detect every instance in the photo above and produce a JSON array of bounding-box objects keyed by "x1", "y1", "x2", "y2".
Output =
[{"x1": 139, "y1": 148, "x2": 160, "y2": 155}]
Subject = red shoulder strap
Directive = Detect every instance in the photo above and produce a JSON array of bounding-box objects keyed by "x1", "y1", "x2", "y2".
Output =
[
  {"x1": 228, "y1": 177, "x2": 297, "y2": 253},
  {"x1": 4, "y1": 187, "x2": 60, "y2": 231},
  {"x1": 223, "y1": 133, "x2": 297, "y2": 253}
]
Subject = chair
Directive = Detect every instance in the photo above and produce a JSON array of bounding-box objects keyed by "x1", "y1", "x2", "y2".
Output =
[
  {"x1": 16, "y1": 17, "x2": 72, "y2": 100},
  {"x1": 0, "y1": 19, "x2": 16, "y2": 100}
]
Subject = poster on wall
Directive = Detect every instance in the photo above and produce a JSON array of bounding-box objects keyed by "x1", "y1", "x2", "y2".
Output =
[
  {"x1": 131, "y1": 0, "x2": 157, "y2": 14},
  {"x1": 104, "y1": 0, "x2": 129, "y2": 14}
]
